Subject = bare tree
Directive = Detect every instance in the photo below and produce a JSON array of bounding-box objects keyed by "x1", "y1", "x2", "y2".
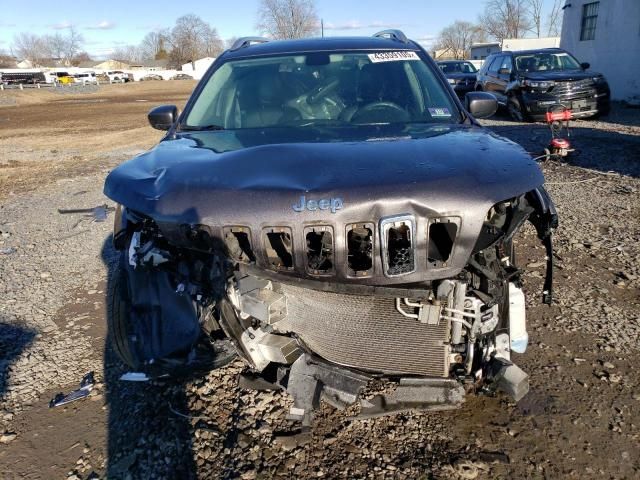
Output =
[
  {"x1": 11, "y1": 32, "x2": 48, "y2": 66},
  {"x1": 140, "y1": 29, "x2": 171, "y2": 60},
  {"x1": 0, "y1": 52, "x2": 16, "y2": 68},
  {"x1": 43, "y1": 32, "x2": 68, "y2": 61},
  {"x1": 479, "y1": 0, "x2": 532, "y2": 42},
  {"x1": 528, "y1": 0, "x2": 544, "y2": 37},
  {"x1": 70, "y1": 51, "x2": 92, "y2": 66},
  {"x1": 63, "y1": 26, "x2": 84, "y2": 63},
  {"x1": 435, "y1": 21, "x2": 487, "y2": 60},
  {"x1": 256, "y1": 0, "x2": 319, "y2": 40},
  {"x1": 546, "y1": 0, "x2": 563, "y2": 36},
  {"x1": 169, "y1": 14, "x2": 223, "y2": 67},
  {"x1": 112, "y1": 45, "x2": 145, "y2": 64}
]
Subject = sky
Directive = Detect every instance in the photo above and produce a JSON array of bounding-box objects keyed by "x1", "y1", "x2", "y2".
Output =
[{"x1": 0, "y1": 0, "x2": 559, "y2": 59}]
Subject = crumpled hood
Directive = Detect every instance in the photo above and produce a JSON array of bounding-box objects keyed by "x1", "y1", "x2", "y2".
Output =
[{"x1": 104, "y1": 125, "x2": 543, "y2": 224}]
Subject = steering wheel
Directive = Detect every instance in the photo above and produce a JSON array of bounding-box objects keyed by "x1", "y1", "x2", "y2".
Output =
[
  {"x1": 307, "y1": 79, "x2": 340, "y2": 105},
  {"x1": 351, "y1": 101, "x2": 410, "y2": 123}
]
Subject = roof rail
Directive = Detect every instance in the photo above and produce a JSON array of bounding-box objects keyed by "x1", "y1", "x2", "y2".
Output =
[
  {"x1": 230, "y1": 37, "x2": 270, "y2": 51},
  {"x1": 373, "y1": 29, "x2": 409, "y2": 44}
]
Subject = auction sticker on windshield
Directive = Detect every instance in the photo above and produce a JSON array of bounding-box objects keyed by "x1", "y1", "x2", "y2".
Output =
[
  {"x1": 368, "y1": 51, "x2": 420, "y2": 63},
  {"x1": 428, "y1": 107, "x2": 452, "y2": 117}
]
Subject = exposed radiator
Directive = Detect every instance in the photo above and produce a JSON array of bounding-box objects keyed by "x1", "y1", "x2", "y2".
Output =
[{"x1": 274, "y1": 284, "x2": 451, "y2": 376}]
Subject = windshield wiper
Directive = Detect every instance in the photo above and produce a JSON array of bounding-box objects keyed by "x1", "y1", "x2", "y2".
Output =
[{"x1": 180, "y1": 124, "x2": 225, "y2": 132}]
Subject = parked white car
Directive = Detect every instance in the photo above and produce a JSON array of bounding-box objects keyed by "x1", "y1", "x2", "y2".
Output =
[
  {"x1": 74, "y1": 72, "x2": 98, "y2": 85},
  {"x1": 105, "y1": 71, "x2": 130, "y2": 83}
]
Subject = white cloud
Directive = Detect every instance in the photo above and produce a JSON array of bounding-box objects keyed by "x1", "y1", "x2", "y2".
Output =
[
  {"x1": 86, "y1": 20, "x2": 116, "y2": 30},
  {"x1": 51, "y1": 20, "x2": 73, "y2": 30}
]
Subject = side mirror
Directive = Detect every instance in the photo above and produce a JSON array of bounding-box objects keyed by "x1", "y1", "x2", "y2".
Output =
[
  {"x1": 465, "y1": 91, "x2": 498, "y2": 119},
  {"x1": 148, "y1": 105, "x2": 178, "y2": 131},
  {"x1": 580, "y1": 62, "x2": 590, "y2": 70}
]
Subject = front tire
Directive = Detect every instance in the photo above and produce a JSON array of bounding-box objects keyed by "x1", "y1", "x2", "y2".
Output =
[
  {"x1": 507, "y1": 95, "x2": 528, "y2": 122},
  {"x1": 107, "y1": 255, "x2": 140, "y2": 369}
]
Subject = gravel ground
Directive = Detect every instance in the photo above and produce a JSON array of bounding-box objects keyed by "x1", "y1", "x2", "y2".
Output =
[{"x1": 0, "y1": 89, "x2": 638, "y2": 479}]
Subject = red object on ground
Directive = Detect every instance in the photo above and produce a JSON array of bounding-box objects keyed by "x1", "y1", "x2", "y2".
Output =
[
  {"x1": 545, "y1": 109, "x2": 572, "y2": 123},
  {"x1": 550, "y1": 138, "x2": 570, "y2": 149}
]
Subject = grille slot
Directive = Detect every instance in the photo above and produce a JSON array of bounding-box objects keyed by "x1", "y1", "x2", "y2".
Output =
[
  {"x1": 346, "y1": 223, "x2": 374, "y2": 276},
  {"x1": 263, "y1": 227, "x2": 294, "y2": 271},
  {"x1": 380, "y1": 215, "x2": 416, "y2": 277},
  {"x1": 304, "y1": 226, "x2": 334, "y2": 275},
  {"x1": 428, "y1": 218, "x2": 459, "y2": 267},
  {"x1": 274, "y1": 284, "x2": 450, "y2": 376},
  {"x1": 223, "y1": 226, "x2": 255, "y2": 263}
]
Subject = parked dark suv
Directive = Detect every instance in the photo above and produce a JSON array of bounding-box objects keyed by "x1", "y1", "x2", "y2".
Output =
[
  {"x1": 104, "y1": 31, "x2": 557, "y2": 424},
  {"x1": 475, "y1": 48, "x2": 610, "y2": 121},
  {"x1": 437, "y1": 60, "x2": 478, "y2": 98}
]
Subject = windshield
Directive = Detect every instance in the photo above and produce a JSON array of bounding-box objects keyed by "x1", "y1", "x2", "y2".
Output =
[
  {"x1": 514, "y1": 52, "x2": 581, "y2": 73},
  {"x1": 438, "y1": 61, "x2": 477, "y2": 74},
  {"x1": 184, "y1": 51, "x2": 461, "y2": 130}
]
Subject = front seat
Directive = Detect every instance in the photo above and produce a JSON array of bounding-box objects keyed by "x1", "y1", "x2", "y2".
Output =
[{"x1": 242, "y1": 73, "x2": 300, "y2": 128}]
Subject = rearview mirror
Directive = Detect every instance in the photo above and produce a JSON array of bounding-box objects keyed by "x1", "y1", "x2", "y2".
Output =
[
  {"x1": 465, "y1": 92, "x2": 498, "y2": 119},
  {"x1": 148, "y1": 105, "x2": 178, "y2": 130},
  {"x1": 580, "y1": 62, "x2": 590, "y2": 70}
]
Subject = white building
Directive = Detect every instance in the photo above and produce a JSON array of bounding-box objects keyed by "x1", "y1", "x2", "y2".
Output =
[
  {"x1": 470, "y1": 43, "x2": 501, "y2": 61},
  {"x1": 560, "y1": 0, "x2": 640, "y2": 103},
  {"x1": 181, "y1": 57, "x2": 216, "y2": 80},
  {"x1": 502, "y1": 37, "x2": 560, "y2": 51}
]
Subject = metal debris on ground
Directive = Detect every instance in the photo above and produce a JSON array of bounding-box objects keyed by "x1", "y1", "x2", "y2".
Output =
[
  {"x1": 49, "y1": 372, "x2": 95, "y2": 408},
  {"x1": 0, "y1": 247, "x2": 16, "y2": 255},
  {"x1": 57, "y1": 204, "x2": 115, "y2": 222}
]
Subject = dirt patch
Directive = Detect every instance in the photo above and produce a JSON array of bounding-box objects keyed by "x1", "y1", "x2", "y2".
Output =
[{"x1": 0, "y1": 81, "x2": 195, "y2": 199}]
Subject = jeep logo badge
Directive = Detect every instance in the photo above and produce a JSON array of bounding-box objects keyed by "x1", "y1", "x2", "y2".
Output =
[{"x1": 292, "y1": 195, "x2": 343, "y2": 213}]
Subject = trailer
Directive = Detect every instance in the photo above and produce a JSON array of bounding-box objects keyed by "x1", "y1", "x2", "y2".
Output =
[{"x1": 0, "y1": 69, "x2": 46, "y2": 85}]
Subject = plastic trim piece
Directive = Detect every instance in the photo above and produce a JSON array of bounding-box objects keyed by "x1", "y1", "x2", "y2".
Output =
[{"x1": 230, "y1": 37, "x2": 270, "y2": 51}]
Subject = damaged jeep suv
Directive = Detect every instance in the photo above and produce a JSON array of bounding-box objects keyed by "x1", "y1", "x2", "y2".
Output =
[{"x1": 104, "y1": 31, "x2": 558, "y2": 423}]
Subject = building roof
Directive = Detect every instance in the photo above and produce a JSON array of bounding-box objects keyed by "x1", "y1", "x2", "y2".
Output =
[
  {"x1": 471, "y1": 42, "x2": 501, "y2": 48},
  {"x1": 222, "y1": 36, "x2": 421, "y2": 60}
]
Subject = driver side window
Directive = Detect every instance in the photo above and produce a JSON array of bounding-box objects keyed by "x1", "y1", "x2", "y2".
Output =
[
  {"x1": 499, "y1": 56, "x2": 513, "y2": 74},
  {"x1": 488, "y1": 56, "x2": 502, "y2": 75}
]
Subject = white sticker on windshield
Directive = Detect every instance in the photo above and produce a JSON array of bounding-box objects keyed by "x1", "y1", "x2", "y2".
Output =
[
  {"x1": 368, "y1": 51, "x2": 420, "y2": 63},
  {"x1": 428, "y1": 107, "x2": 452, "y2": 117}
]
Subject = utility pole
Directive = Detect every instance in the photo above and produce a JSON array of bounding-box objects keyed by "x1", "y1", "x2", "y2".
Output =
[{"x1": 321, "y1": 19, "x2": 324, "y2": 38}]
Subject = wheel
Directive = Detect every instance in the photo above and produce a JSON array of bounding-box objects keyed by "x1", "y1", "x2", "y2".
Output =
[
  {"x1": 107, "y1": 255, "x2": 140, "y2": 369},
  {"x1": 507, "y1": 95, "x2": 528, "y2": 122},
  {"x1": 108, "y1": 253, "x2": 237, "y2": 375}
]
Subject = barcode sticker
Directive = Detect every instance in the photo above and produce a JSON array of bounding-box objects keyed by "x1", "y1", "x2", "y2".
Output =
[{"x1": 368, "y1": 51, "x2": 420, "y2": 63}]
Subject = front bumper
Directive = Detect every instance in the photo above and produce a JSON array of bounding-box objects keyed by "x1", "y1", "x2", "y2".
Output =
[{"x1": 521, "y1": 87, "x2": 610, "y2": 121}]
